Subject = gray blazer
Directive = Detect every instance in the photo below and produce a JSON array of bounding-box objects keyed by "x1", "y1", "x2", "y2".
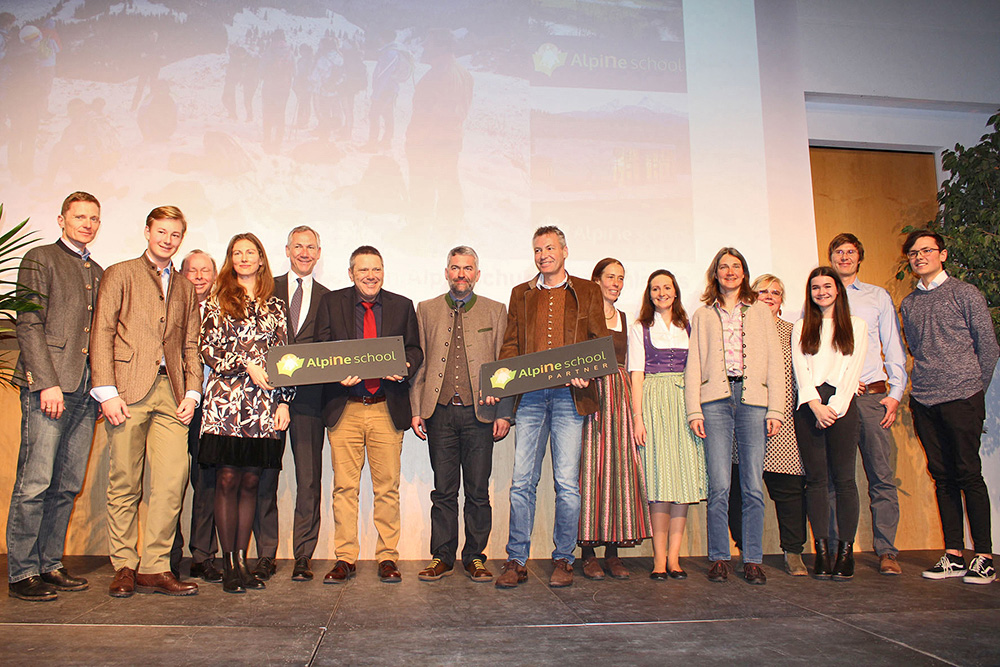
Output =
[
  {"x1": 410, "y1": 292, "x2": 513, "y2": 424},
  {"x1": 15, "y1": 240, "x2": 103, "y2": 392}
]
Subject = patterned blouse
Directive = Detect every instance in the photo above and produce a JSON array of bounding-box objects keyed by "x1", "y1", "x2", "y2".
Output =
[{"x1": 200, "y1": 296, "x2": 295, "y2": 440}]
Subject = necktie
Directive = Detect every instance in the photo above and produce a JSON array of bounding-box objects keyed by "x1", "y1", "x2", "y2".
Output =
[
  {"x1": 362, "y1": 301, "x2": 380, "y2": 395},
  {"x1": 289, "y1": 277, "x2": 303, "y2": 336}
]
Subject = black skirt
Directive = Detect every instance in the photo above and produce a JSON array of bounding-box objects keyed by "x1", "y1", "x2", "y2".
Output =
[{"x1": 198, "y1": 433, "x2": 285, "y2": 469}]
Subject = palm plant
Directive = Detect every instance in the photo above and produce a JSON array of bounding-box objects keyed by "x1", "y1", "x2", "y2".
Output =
[{"x1": 0, "y1": 204, "x2": 42, "y2": 386}]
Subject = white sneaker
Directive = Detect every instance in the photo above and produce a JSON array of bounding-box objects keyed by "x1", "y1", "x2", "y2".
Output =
[
  {"x1": 922, "y1": 553, "x2": 967, "y2": 579},
  {"x1": 962, "y1": 555, "x2": 995, "y2": 585}
]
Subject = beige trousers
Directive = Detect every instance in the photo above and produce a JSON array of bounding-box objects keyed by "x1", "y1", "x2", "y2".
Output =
[
  {"x1": 105, "y1": 375, "x2": 190, "y2": 574},
  {"x1": 328, "y1": 401, "x2": 403, "y2": 563}
]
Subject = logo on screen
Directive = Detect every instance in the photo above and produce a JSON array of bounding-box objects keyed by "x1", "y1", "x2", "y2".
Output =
[
  {"x1": 276, "y1": 353, "x2": 305, "y2": 377},
  {"x1": 533, "y1": 43, "x2": 567, "y2": 76}
]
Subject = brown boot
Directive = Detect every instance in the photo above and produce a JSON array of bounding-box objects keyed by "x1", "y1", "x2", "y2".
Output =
[
  {"x1": 581, "y1": 556, "x2": 605, "y2": 580},
  {"x1": 495, "y1": 560, "x2": 528, "y2": 589},
  {"x1": 549, "y1": 559, "x2": 574, "y2": 588}
]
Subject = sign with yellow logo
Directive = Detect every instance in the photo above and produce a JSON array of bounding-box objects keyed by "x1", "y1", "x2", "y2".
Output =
[
  {"x1": 265, "y1": 336, "x2": 407, "y2": 387},
  {"x1": 479, "y1": 337, "x2": 617, "y2": 399}
]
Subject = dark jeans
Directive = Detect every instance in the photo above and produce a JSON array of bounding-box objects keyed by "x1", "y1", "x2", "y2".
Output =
[
  {"x1": 426, "y1": 403, "x2": 494, "y2": 566},
  {"x1": 910, "y1": 392, "x2": 991, "y2": 553},
  {"x1": 170, "y1": 407, "x2": 218, "y2": 572},
  {"x1": 255, "y1": 387, "x2": 326, "y2": 559},
  {"x1": 794, "y1": 384, "x2": 859, "y2": 542},
  {"x1": 729, "y1": 468, "x2": 807, "y2": 554}
]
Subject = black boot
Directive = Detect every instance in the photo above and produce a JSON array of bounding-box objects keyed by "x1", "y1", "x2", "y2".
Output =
[
  {"x1": 222, "y1": 552, "x2": 245, "y2": 594},
  {"x1": 832, "y1": 541, "x2": 855, "y2": 581},
  {"x1": 812, "y1": 538, "x2": 832, "y2": 580},
  {"x1": 236, "y1": 550, "x2": 265, "y2": 590}
]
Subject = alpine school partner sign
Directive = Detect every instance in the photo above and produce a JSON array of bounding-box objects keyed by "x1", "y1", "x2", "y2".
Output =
[
  {"x1": 479, "y1": 336, "x2": 617, "y2": 399},
  {"x1": 266, "y1": 336, "x2": 407, "y2": 387}
]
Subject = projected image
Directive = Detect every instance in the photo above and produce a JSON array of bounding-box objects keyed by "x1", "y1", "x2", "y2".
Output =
[{"x1": 0, "y1": 0, "x2": 690, "y2": 296}]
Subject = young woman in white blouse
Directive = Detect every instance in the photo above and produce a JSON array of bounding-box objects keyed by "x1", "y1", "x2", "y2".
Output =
[{"x1": 791, "y1": 266, "x2": 868, "y2": 581}]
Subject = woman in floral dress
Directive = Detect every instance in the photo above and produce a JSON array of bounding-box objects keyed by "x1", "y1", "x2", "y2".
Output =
[{"x1": 199, "y1": 233, "x2": 293, "y2": 594}]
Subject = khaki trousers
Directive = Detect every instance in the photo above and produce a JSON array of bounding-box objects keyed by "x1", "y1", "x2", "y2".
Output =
[
  {"x1": 106, "y1": 375, "x2": 190, "y2": 574},
  {"x1": 328, "y1": 401, "x2": 403, "y2": 563}
]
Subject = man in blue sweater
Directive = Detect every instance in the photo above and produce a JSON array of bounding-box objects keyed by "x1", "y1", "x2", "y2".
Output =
[{"x1": 900, "y1": 230, "x2": 999, "y2": 584}]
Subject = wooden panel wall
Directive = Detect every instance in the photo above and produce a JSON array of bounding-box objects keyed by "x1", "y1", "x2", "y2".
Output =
[{"x1": 809, "y1": 146, "x2": 942, "y2": 551}]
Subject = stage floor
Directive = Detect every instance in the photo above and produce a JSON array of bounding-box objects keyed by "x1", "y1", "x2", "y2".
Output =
[{"x1": 1, "y1": 550, "x2": 997, "y2": 666}]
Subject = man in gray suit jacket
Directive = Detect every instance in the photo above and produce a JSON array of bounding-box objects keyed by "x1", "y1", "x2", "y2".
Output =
[
  {"x1": 7, "y1": 192, "x2": 103, "y2": 602},
  {"x1": 410, "y1": 246, "x2": 512, "y2": 583},
  {"x1": 253, "y1": 225, "x2": 330, "y2": 582},
  {"x1": 90, "y1": 206, "x2": 203, "y2": 598}
]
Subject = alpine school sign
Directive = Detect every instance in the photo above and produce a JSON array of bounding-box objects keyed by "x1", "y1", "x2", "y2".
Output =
[
  {"x1": 266, "y1": 336, "x2": 407, "y2": 387},
  {"x1": 479, "y1": 337, "x2": 617, "y2": 399}
]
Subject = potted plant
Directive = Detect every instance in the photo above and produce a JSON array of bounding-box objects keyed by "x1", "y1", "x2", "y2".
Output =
[{"x1": 0, "y1": 204, "x2": 42, "y2": 386}]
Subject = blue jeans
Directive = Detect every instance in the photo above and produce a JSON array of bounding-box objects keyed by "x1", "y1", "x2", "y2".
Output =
[
  {"x1": 7, "y1": 372, "x2": 97, "y2": 583},
  {"x1": 506, "y1": 387, "x2": 583, "y2": 564},
  {"x1": 702, "y1": 381, "x2": 766, "y2": 564}
]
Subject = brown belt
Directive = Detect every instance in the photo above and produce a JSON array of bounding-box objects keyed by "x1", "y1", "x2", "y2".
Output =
[
  {"x1": 860, "y1": 380, "x2": 887, "y2": 394},
  {"x1": 348, "y1": 395, "x2": 386, "y2": 405}
]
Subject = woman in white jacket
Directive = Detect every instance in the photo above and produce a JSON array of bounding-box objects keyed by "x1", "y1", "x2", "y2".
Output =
[{"x1": 791, "y1": 266, "x2": 868, "y2": 581}]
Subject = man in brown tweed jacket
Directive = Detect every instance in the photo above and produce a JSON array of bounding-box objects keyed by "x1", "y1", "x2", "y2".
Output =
[{"x1": 90, "y1": 206, "x2": 203, "y2": 598}]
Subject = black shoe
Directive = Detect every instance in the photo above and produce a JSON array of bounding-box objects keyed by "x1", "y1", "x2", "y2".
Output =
[
  {"x1": 9, "y1": 576, "x2": 58, "y2": 601},
  {"x1": 221, "y1": 552, "x2": 245, "y2": 594},
  {"x1": 649, "y1": 571, "x2": 669, "y2": 580},
  {"x1": 40, "y1": 567, "x2": 89, "y2": 591},
  {"x1": 292, "y1": 556, "x2": 313, "y2": 581},
  {"x1": 812, "y1": 538, "x2": 832, "y2": 580},
  {"x1": 238, "y1": 551, "x2": 266, "y2": 590},
  {"x1": 831, "y1": 541, "x2": 855, "y2": 581},
  {"x1": 190, "y1": 560, "x2": 223, "y2": 584},
  {"x1": 252, "y1": 555, "x2": 276, "y2": 581},
  {"x1": 669, "y1": 569, "x2": 688, "y2": 580}
]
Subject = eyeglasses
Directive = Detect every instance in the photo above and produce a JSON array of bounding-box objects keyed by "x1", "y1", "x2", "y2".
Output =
[
  {"x1": 832, "y1": 249, "x2": 858, "y2": 257},
  {"x1": 757, "y1": 289, "x2": 783, "y2": 298},
  {"x1": 906, "y1": 247, "x2": 940, "y2": 260}
]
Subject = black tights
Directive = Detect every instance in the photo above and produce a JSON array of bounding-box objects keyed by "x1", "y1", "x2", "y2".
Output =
[
  {"x1": 581, "y1": 544, "x2": 620, "y2": 560},
  {"x1": 214, "y1": 465, "x2": 262, "y2": 553}
]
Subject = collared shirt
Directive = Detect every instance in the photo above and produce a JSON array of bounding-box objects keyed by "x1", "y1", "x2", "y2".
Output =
[
  {"x1": 843, "y1": 279, "x2": 908, "y2": 402},
  {"x1": 535, "y1": 273, "x2": 568, "y2": 290},
  {"x1": 290, "y1": 272, "x2": 314, "y2": 336},
  {"x1": 61, "y1": 238, "x2": 90, "y2": 261},
  {"x1": 917, "y1": 269, "x2": 949, "y2": 291},
  {"x1": 714, "y1": 300, "x2": 748, "y2": 376}
]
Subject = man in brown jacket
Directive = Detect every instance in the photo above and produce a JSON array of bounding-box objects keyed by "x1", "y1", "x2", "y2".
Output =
[
  {"x1": 494, "y1": 226, "x2": 607, "y2": 589},
  {"x1": 90, "y1": 206, "x2": 202, "y2": 598}
]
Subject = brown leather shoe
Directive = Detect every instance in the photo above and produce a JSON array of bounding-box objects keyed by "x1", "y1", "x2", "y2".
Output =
[
  {"x1": 324, "y1": 560, "x2": 356, "y2": 584},
  {"x1": 378, "y1": 560, "x2": 402, "y2": 583},
  {"x1": 495, "y1": 560, "x2": 528, "y2": 588},
  {"x1": 549, "y1": 559, "x2": 574, "y2": 588},
  {"x1": 418, "y1": 557, "x2": 453, "y2": 581},
  {"x1": 582, "y1": 556, "x2": 605, "y2": 580},
  {"x1": 707, "y1": 560, "x2": 731, "y2": 583},
  {"x1": 135, "y1": 571, "x2": 199, "y2": 596},
  {"x1": 109, "y1": 567, "x2": 136, "y2": 598},
  {"x1": 464, "y1": 559, "x2": 493, "y2": 583},
  {"x1": 605, "y1": 557, "x2": 630, "y2": 580},
  {"x1": 743, "y1": 563, "x2": 767, "y2": 585},
  {"x1": 879, "y1": 553, "x2": 902, "y2": 576}
]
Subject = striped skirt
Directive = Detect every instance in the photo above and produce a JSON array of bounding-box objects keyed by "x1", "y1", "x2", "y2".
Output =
[
  {"x1": 641, "y1": 372, "x2": 707, "y2": 504},
  {"x1": 578, "y1": 367, "x2": 652, "y2": 546}
]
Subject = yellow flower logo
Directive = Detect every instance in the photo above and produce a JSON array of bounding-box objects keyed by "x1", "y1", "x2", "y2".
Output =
[
  {"x1": 490, "y1": 367, "x2": 517, "y2": 389},
  {"x1": 276, "y1": 353, "x2": 305, "y2": 377}
]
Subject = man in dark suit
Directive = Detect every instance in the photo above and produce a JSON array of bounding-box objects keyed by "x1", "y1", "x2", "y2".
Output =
[
  {"x1": 7, "y1": 192, "x2": 103, "y2": 601},
  {"x1": 90, "y1": 206, "x2": 202, "y2": 598},
  {"x1": 315, "y1": 246, "x2": 422, "y2": 584},
  {"x1": 169, "y1": 249, "x2": 221, "y2": 583},
  {"x1": 252, "y1": 226, "x2": 330, "y2": 582}
]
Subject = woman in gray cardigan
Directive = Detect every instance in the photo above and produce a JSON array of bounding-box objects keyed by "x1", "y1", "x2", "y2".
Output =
[{"x1": 685, "y1": 248, "x2": 785, "y2": 585}]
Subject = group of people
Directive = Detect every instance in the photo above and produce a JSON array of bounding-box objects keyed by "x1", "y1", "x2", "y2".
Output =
[{"x1": 6, "y1": 191, "x2": 998, "y2": 602}]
